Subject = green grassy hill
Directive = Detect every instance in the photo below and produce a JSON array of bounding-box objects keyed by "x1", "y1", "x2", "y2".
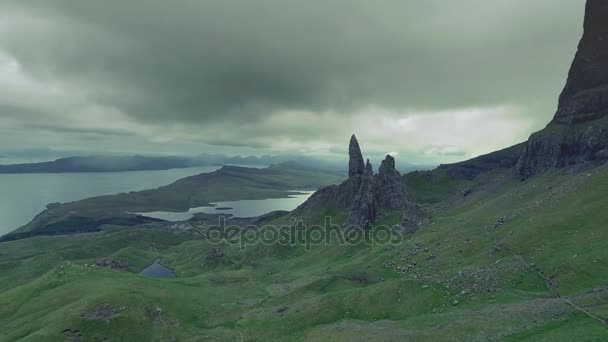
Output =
[{"x1": 1, "y1": 162, "x2": 607, "y2": 341}]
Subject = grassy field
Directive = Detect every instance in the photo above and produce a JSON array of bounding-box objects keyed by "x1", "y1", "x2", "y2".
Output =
[{"x1": 1, "y1": 164, "x2": 608, "y2": 341}]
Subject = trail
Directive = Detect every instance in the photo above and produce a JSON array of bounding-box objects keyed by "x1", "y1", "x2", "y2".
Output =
[{"x1": 506, "y1": 245, "x2": 607, "y2": 326}]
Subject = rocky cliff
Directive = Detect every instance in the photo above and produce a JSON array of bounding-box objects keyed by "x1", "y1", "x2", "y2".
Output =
[
  {"x1": 554, "y1": 0, "x2": 608, "y2": 125},
  {"x1": 517, "y1": 0, "x2": 608, "y2": 178},
  {"x1": 294, "y1": 135, "x2": 408, "y2": 227}
]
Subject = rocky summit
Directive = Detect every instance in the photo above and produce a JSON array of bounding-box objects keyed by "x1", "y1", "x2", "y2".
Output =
[
  {"x1": 294, "y1": 135, "x2": 408, "y2": 227},
  {"x1": 517, "y1": 0, "x2": 608, "y2": 179},
  {"x1": 376, "y1": 155, "x2": 408, "y2": 209},
  {"x1": 554, "y1": 0, "x2": 608, "y2": 125}
]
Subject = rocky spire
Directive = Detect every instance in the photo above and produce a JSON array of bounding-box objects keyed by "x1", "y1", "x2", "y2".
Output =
[
  {"x1": 375, "y1": 155, "x2": 407, "y2": 209},
  {"x1": 379, "y1": 154, "x2": 397, "y2": 176},
  {"x1": 348, "y1": 134, "x2": 365, "y2": 177},
  {"x1": 364, "y1": 159, "x2": 373, "y2": 175},
  {"x1": 554, "y1": 0, "x2": 608, "y2": 124},
  {"x1": 294, "y1": 136, "x2": 409, "y2": 228}
]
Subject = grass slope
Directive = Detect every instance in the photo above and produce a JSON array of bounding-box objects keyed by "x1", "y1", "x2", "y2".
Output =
[{"x1": 1, "y1": 164, "x2": 608, "y2": 340}]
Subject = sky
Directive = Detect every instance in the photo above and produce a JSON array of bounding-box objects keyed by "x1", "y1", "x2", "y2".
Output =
[{"x1": 0, "y1": 0, "x2": 587, "y2": 165}]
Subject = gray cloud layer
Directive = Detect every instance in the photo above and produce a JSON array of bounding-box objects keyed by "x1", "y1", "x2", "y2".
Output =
[{"x1": 0, "y1": 0, "x2": 586, "y2": 163}]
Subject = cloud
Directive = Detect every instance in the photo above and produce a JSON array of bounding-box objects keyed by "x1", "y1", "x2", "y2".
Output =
[{"x1": 0, "y1": 0, "x2": 587, "y2": 163}]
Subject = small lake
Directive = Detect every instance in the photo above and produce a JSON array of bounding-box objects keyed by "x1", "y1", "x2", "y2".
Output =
[
  {"x1": 136, "y1": 191, "x2": 315, "y2": 222},
  {"x1": 0, "y1": 166, "x2": 221, "y2": 236},
  {"x1": 138, "y1": 259, "x2": 176, "y2": 278}
]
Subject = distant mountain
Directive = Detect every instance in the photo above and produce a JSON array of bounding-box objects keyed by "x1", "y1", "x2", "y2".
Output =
[
  {"x1": 0, "y1": 154, "x2": 347, "y2": 174},
  {"x1": 0, "y1": 155, "x2": 206, "y2": 174},
  {"x1": 0, "y1": 152, "x2": 429, "y2": 175}
]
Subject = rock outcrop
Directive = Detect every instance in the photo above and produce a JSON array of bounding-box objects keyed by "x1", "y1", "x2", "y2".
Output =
[
  {"x1": 294, "y1": 135, "x2": 408, "y2": 227},
  {"x1": 554, "y1": 0, "x2": 608, "y2": 125},
  {"x1": 517, "y1": 0, "x2": 608, "y2": 179},
  {"x1": 399, "y1": 202, "x2": 429, "y2": 234},
  {"x1": 346, "y1": 159, "x2": 377, "y2": 226},
  {"x1": 375, "y1": 155, "x2": 408, "y2": 209},
  {"x1": 348, "y1": 135, "x2": 365, "y2": 177}
]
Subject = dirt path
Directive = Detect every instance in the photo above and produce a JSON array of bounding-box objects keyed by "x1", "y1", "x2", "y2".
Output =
[{"x1": 506, "y1": 246, "x2": 607, "y2": 326}]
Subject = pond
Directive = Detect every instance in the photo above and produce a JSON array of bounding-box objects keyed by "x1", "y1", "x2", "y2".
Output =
[
  {"x1": 138, "y1": 259, "x2": 176, "y2": 278},
  {"x1": 135, "y1": 191, "x2": 314, "y2": 222}
]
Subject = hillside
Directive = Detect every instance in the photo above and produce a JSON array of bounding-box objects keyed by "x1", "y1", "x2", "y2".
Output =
[
  {"x1": 1, "y1": 0, "x2": 608, "y2": 340},
  {"x1": 1, "y1": 162, "x2": 607, "y2": 340},
  {"x1": 1, "y1": 163, "x2": 344, "y2": 241}
]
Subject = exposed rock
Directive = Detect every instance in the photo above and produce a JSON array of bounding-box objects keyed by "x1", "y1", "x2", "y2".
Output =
[
  {"x1": 399, "y1": 202, "x2": 429, "y2": 234},
  {"x1": 292, "y1": 176, "x2": 362, "y2": 214},
  {"x1": 61, "y1": 329, "x2": 84, "y2": 342},
  {"x1": 365, "y1": 159, "x2": 373, "y2": 175},
  {"x1": 145, "y1": 307, "x2": 164, "y2": 325},
  {"x1": 80, "y1": 304, "x2": 123, "y2": 322},
  {"x1": 517, "y1": 120, "x2": 608, "y2": 178},
  {"x1": 275, "y1": 306, "x2": 289, "y2": 316},
  {"x1": 95, "y1": 257, "x2": 132, "y2": 271},
  {"x1": 517, "y1": 0, "x2": 608, "y2": 179},
  {"x1": 554, "y1": 0, "x2": 608, "y2": 124},
  {"x1": 295, "y1": 136, "x2": 409, "y2": 228},
  {"x1": 348, "y1": 135, "x2": 365, "y2": 178},
  {"x1": 346, "y1": 166, "x2": 376, "y2": 227},
  {"x1": 375, "y1": 155, "x2": 407, "y2": 209}
]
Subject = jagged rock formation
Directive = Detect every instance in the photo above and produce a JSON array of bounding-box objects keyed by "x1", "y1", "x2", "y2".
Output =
[
  {"x1": 375, "y1": 155, "x2": 408, "y2": 208},
  {"x1": 348, "y1": 134, "x2": 365, "y2": 177},
  {"x1": 294, "y1": 135, "x2": 408, "y2": 227},
  {"x1": 346, "y1": 159, "x2": 377, "y2": 226},
  {"x1": 517, "y1": 0, "x2": 608, "y2": 179}
]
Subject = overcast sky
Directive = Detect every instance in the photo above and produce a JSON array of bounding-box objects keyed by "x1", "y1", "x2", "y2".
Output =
[{"x1": 0, "y1": 0, "x2": 586, "y2": 164}]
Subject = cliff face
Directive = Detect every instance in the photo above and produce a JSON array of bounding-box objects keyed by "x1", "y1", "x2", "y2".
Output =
[
  {"x1": 517, "y1": 0, "x2": 608, "y2": 179},
  {"x1": 554, "y1": 0, "x2": 608, "y2": 124},
  {"x1": 294, "y1": 135, "x2": 408, "y2": 227}
]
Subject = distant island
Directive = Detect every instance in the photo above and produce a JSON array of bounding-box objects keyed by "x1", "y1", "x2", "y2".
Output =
[
  {"x1": 0, "y1": 155, "x2": 207, "y2": 173},
  {"x1": 0, "y1": 153, "x2": 426, "y2": 174}
]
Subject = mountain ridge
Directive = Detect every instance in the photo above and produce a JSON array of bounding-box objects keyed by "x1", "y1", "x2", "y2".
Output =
[{"x1": 517, "y1": 0, "x2": 608, "y2": 179}]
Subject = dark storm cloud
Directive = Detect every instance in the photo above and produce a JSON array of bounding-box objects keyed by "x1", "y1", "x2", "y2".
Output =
[
  {"x1": 25, "y1": 123, "x2": 135, "y2": 137},
  {"x1": 0, "y1": 0, "x2": 587, "y2": 162}
]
